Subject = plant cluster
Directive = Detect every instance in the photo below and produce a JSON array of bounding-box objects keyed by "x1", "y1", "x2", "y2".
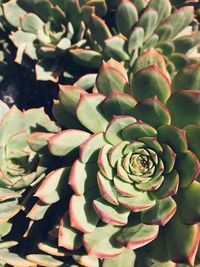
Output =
[
  {"x1": 0, "y1": 0, "x2": 199, "y2": 267},
  {"x1": 0, "y1": 49, "x2": 199, "y2": 266},
  {"x1": 1, "y1": 0, "x2": 200, "y2": 83}
]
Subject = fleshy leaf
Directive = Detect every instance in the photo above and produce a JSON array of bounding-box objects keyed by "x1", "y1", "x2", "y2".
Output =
[
  {"x1": 122, "y1": 121, "x2": 157, "y2": 141},
  {"x1": 68, "y1": 160, "x2": 98, "y2": 195},
  {"x1": 0, "y1": 101, "x2": 9, "y2": 120},
  {"x1": 103, "y1": 248, "x2": 135, "y2": 267},
  {"x1": 166, "y1": 213, "x2": 200, "y2": 265},
  {"x1": 176, "y1": 150, "x2": 200, "y2": 188},
  {"x1": 26, "y1": 254, "x2": 63, "y2": 267},
  {"x1": 166, "y1": 6, "x2": 194, "y2": 38},
  {"x1": 69, "y1": 192, "x2": 99, "y2": 233},
  {"x1": 105, "y1": 58, "x2": 128, "y2": 79},
  {"x1": 178, "y1": 180, "x2": 200, "y2": 225},
  {"x1": 35, "y1": 59, "x2": 59, "y2": 83},
  {"x1": 0, "y1": 222, "x2": 12, "y2": 238},
  {"x1": 96, "y1": 63, "x2": 129, "y2": 95},
  {"x1": 138, "y1": 137, "x2": 163, "y2": 154},
  {"x1": 0, "y1": 200, "x2": 21, "y2": 224},
  {"x1": 93, "y1": 197, "x2": 130, "y2": 226},
  {"x1": 128, "y1": 27, "x2": 144, "y2": 53},
  {"x1": 151, "y1": 170, "x2": 179, "y2": 199},
  {"x1": 2, "y1": 0, "x2": 26, "y2": 27},
  {"x1": 109, "y1": 141, "x2": 129, "y2": 167},
  {"x1": 133, "y1": 97, "x2": 171, "y2": 128},
  {"x1": 132, "y1": 48, "x2": 167, "y2": 74},
  {"x1": 74, "y1": 74, "x2": 97, "y2": 90},
  {"x1": 148, "y1": 0, "x2": 171, "y2": 24},
  {"x1": 98, "y1": 144, "x2": 113, "y2": 179},
  {"x1": 77, "y1": 94, "x2": 108, "y2": 133},
  {"x1": 38, "y1": 240, "x2": 69, "y2": 257},
  {"x1": 116, "y1": 0, "x2": 138, "y2": 37},
  {"x1": 89, "y1": 13, "x2": 112, "y2": 47},
  {"x1": 27, "y1": 132, "x2": 54, "y2": 153},
  {"x1": 117, "y1": 158, "x2": 133, "y2": 183},
  {"x1": 118, "y1": 192, "x2": 156, "y2": 212},
  {"x1": 116, "y1": 222, "x2": 159, "y2": 249},
  {"x1": 80, "y1": 132, "x2": 106, "y2": 163},
  {"x1": 0, "y1": 106, "x2": 24, "y2": 145},
  {"x1": 0, "y1": 251, "x2": 36, "y2": 267},
  {"x1": 167, "y1": 91, "x2": 200, "y2": 128},
  {"x1": 59, "y1": 212, "x2": 82, "y2": 250},
  {"x1": 26, "y1": 201, "x2": 50, "y2": 221},
  {"x1": 135, "y1": 176, "x2": 164, "y2": 191},
  {"x1": 114, "y1": 176, "x2": 139, "y2": 197},
  {"x1": 0, "y1": 188, "x2": 21, "y2": 202},
  {"x1": 84, "y1": 0, "x2": 107, "y2": 17},
  {"x1": 21, "y1": 13, "x2": 43, "y2": 34},
  {"x1": 59, "y1": 85, "x2": 87, "y2": 115},
  {"x1": 135, "y1": 230, "x2": 176, "y2": 267},
  {"x1": 142, "y1": 197, "x2": 177, "y2": 225},
  {"x1": 70, "y1": 49, "x2": 103, "y2": 68},
  {"x1": 172, "y1": 63, "x2": 200, "y2": 92},
  {"x1": 156, "y1": 23, "x2": 174, "y2": 43},
  {"x1": 35, "y1": 168, "x2": 71, "y2": 204},
  {"x1": 124, "y1": 141, "x2": 145, "y2": 154},
  {"x1": 73, "y1": 255, "x2": 99, "y2": 267},
  {"x1": 48, "y1": 130, "x2": 90, "y2": 156},
  {"x1": 83, "y1": 224, "x2": 123, "y2": 257},
  {"x1": 105, "y1": 116, "x2": 136, "y2": 145},
  {"x1": 104, "y1": 35, "x2": 129, "y2": 61},
  {"x1": 160, "y1": 144, "x2": 176, "y2": 174},
  {"x1": 131, "y1": 65, "x2": 171, "y2": 103},
  {"x1": 56, "y1": 85, "x2": 88, "y2": 129},
  {"x1": 97, "y1": 171, "x2": 119, "y2": 205},
  {"x1": 101, "y1": 92, "x2": 137, "y2": 120},
  {"x1": 138, "y1": 7, "x2": 158, "y2": 41},
  {"x1": 157, "y1": 125, "x2": 187, "y2": 153},
  {"x1": 0, "y1": 241, "x2": 18, "y2": 249},
  {"x1": 184, "y1": 124, "x2": 200, "y2": 161}
]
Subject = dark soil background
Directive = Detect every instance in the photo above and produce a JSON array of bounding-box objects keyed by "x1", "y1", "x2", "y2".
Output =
[{"x1": 0, "y1": 59, "x2": 95, "y2": 118}]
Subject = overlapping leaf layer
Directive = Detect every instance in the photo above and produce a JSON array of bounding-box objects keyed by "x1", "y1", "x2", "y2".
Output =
[
  {"x1": 1, "y1": 0, "x2": 199, "y2": 82},
  {"x1": 0, "y1": 50, "x2": 198, "y2": 267}
]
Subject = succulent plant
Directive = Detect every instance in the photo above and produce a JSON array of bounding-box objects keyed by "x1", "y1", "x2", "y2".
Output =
[
  {"x1": 2, "y1": 0, "x2": 199, "y2": 83},
  {"x1": 1, "y1": 0, "x2": 108, "y2": 82},
  {"x1": 3, "y1": 51, "x2": 199, "y2": 267},
  {"x1": 170, "y1": 0, "x2": 200, "y2": 25},
  {"x1": 71, "y1": 0, "x2": 200, "y2": 76},
  {"x1": 0, "y1": 100, "x2": 60, "y2": 265}
]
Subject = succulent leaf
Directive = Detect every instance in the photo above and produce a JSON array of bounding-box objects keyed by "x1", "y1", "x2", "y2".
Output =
[
  {"x1": 116, "y1": 222, "x2": 159, "y2": 249},
  {"x1": 102, "y1": 248, "x2": 136, "y2": 267},
  {"x1": 76, "y1": 94, "x2": 108, "y2": 133},
  {"x1": 48, "y1": 129, "x2": 91, "y2": 156},
  {"x1": 83, "y1": 223, "x2": 123, "y2": 257},
  {"x1": 166, "y1": 214, "x2": 200, "y2": 265}
]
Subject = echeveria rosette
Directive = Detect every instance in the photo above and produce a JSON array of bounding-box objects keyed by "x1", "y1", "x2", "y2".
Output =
[
  {"x1": 1, "y1": 0, "x2": 107, "y2": 82},
  {"x1": 0, "y1": 100, "x2": 60, "y2": 259},
  {"x1": 25, "y1": 82, "x2": 199, "y2": 267},
  {"x1": 70, "y1": 0, "x2": 200, "y2": 76},
  {"x1": 16, "y1": 54, "x2": 200, "y2": 266}
]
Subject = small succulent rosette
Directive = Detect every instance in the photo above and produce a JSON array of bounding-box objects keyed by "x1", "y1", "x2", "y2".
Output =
[
  {"x1": 0, "y1": 100, "x2": 59, "y2": 261},
  {"x1": 1, "y1": 0, "x2": 108, "y2": 82},
  {"x1": 70, "y1": 0, "x2": 200, "y2": 75},
  {"x1": 24, "y1": 55, "x2": 200, "y2": 266}
]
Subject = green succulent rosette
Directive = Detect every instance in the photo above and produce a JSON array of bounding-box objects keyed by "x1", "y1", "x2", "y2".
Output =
[
  {"x1": 1, "y1": 0, "x2": 108, "y2": 82},
  {"x1": 0, "y1": 100, "x2": 60, "y2": 264},
  {"x1": 2, "y1": 0, "x2": 199, "y2": 83},
  {"x1": 70, "y1": 0, "x2": 200, "y2": 76},
  {"x1": 17, "y1": 54, "x2": 200, "y2": 267}
]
